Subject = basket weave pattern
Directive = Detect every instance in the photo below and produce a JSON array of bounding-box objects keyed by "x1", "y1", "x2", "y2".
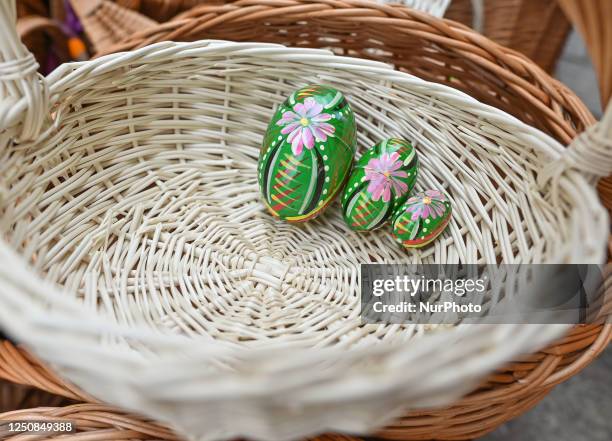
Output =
[
  {"x1": 69, "y1": 0, "x2": 158, "y2": 53},
  {"x1": 445, "y1": 0, "x2": 571, "y2": 72},
  {"x1": 0, "y1": 1, "x2": 611, "y2": 440},
  {"x1": 102, "y1": 0, "x2": 612, "y2": 216},
  {"x1": 1, "y1": 322, "x2": 610, "y2": 440},
  {"x1": 0, "y1": 380, "x2": 366, "y2": 441},
  {"x1": 0, "y1": 380, "x2": 180, "y2": 440},
  {"x1": 103, "y1": 0, "x2": 592, "y2": 145},
  {"x1": 99, "y1": 0, "x2": 570, "y2": 73}
]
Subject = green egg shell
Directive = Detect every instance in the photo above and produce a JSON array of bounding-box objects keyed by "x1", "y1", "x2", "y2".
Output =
[
  {"x1": 341, "y1": 138, "x2": 418, "y2": 231},
  {"x1": 392, "y1": 190, "x2": 452, "y2": 248},
  {"x1": 258, "y1": 84, "x2": 356, "y2": 222}
]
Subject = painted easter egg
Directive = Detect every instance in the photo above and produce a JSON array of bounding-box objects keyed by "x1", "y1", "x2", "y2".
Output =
[
  {"x1": 391, "y1": 189, "x2": 452, "y2": 248},
  {"x1": 341, "y1": 138, "x2": 418, "y2": 231},
  {"x1": 258, "y1": 85, "x2": 356, "y2": 222}
]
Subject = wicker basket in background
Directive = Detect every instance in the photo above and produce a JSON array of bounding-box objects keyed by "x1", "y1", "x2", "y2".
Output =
[
  {"x1": 445, "y1": 0, "x2": 571, "y2": 72},
  {"x1": 0, "y1": 380, "x2": 73, "y2": 413},
  {"x1": 103, "y1": 0, "x2": 590, "y2": 146},
  {"x1": 0, "y1": 1, "x2": 610, "y2": 440},
  {"x1": 0, "y1": 380, "x2": 183, "y2": 440},
  {"x1": 17, "y1": 15, "x2": 69, "y2": 69},
  {"x1": 85, "y1": 0, "x2": 571, "y2": 72},
  {"x1": 16, "y1": 0, "x2": 48, "y2": 17},
  {"x1": 102, "y1": 0, "x2": 612, "y2": 215},
  {"x1": 16, "y1": 0, "x2": 71, "y2": 73},
  {"x1": 68, "y1": 0, "x2": 158, "y2": 53},
  {"x1": 0, "y1": 378, "x2": 357, "y2": 441},
  {"x1": 0, "y1": 386, "x2": 361, "y2": 441}
]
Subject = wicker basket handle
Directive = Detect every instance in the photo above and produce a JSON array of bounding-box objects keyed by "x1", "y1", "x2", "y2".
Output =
[
  {"x1": 0, "y1": 0, "x2": 49, "y2": 142},
  {"x1": 539, "y1": 100, "x2": 612, "y2": 188}
]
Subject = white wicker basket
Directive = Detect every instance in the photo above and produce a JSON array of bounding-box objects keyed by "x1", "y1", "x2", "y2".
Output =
[{"x1": 0, "y1": 1, "x2": 611, "y2": 440}]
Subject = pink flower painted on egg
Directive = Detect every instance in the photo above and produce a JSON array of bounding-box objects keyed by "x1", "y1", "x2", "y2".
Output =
[
  {"x1": 364, "y1": 152, "x2": 409, "y2": 203},
  {"x1": 276, "y1": 97, "x2": 335, "y2": 156},
  {"x1": 405, "y1": 189, "x2": 448, "y2": 221}
]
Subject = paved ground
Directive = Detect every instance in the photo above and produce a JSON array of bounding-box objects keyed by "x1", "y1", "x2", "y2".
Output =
[
  {"x1": 481, "y1": 347, "x2": 611, "y2": 441},
  {"x1": 554, "y1": 30, "x2": 603, "y2": 117},
  {"x1": 482, "y1": 29, "x2": 610, "y2": 441}
]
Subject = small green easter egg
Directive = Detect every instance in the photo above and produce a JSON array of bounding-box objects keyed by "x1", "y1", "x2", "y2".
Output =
[
  {"x1": 258, "y1": 84, "x2": 356, "y2": 222},
  {"x1": 391, "y1": 190, "x2": 452, "y2": 248},
  {"x1": 341, "y1": 138, "x2": 418, "y2": 231}
]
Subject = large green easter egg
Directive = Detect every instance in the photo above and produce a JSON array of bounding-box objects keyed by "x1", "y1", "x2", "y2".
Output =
[
  {"x1": 258, "y1": 85, "x2": 356, "y2": 222},
  {"x1": 341, "y1": 138, "x2": 418, "y2": 231},
  {"x1": 392, "y1": 190, "x2": 452, "y2": 248}
]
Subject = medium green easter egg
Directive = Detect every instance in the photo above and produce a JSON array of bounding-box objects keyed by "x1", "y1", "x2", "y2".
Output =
[
  {"x1": 258, "y1": 85, "x2": 356, "y2": 222},
  {"x1": 392, "y1": 190, "x2": 452, "y2": 248},
  {"x1": 341, "y1": 138, "x2": 418, "y2": 231}
]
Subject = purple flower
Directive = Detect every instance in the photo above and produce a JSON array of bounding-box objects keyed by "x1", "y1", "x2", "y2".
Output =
[
  {"x1": 405, "y1": 190, "x2": 447, "y2": 221},
  {"x1": 276, "y1": 97, "x2": 335, "y2": 156},
  {"x1": 364, "y1": 152, "x2": 408, "y2": 202}
]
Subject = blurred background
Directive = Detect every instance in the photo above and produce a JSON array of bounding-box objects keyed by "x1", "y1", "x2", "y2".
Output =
[{"x1": 556, "y1": 30, "x2": 602, "y2": 118}]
